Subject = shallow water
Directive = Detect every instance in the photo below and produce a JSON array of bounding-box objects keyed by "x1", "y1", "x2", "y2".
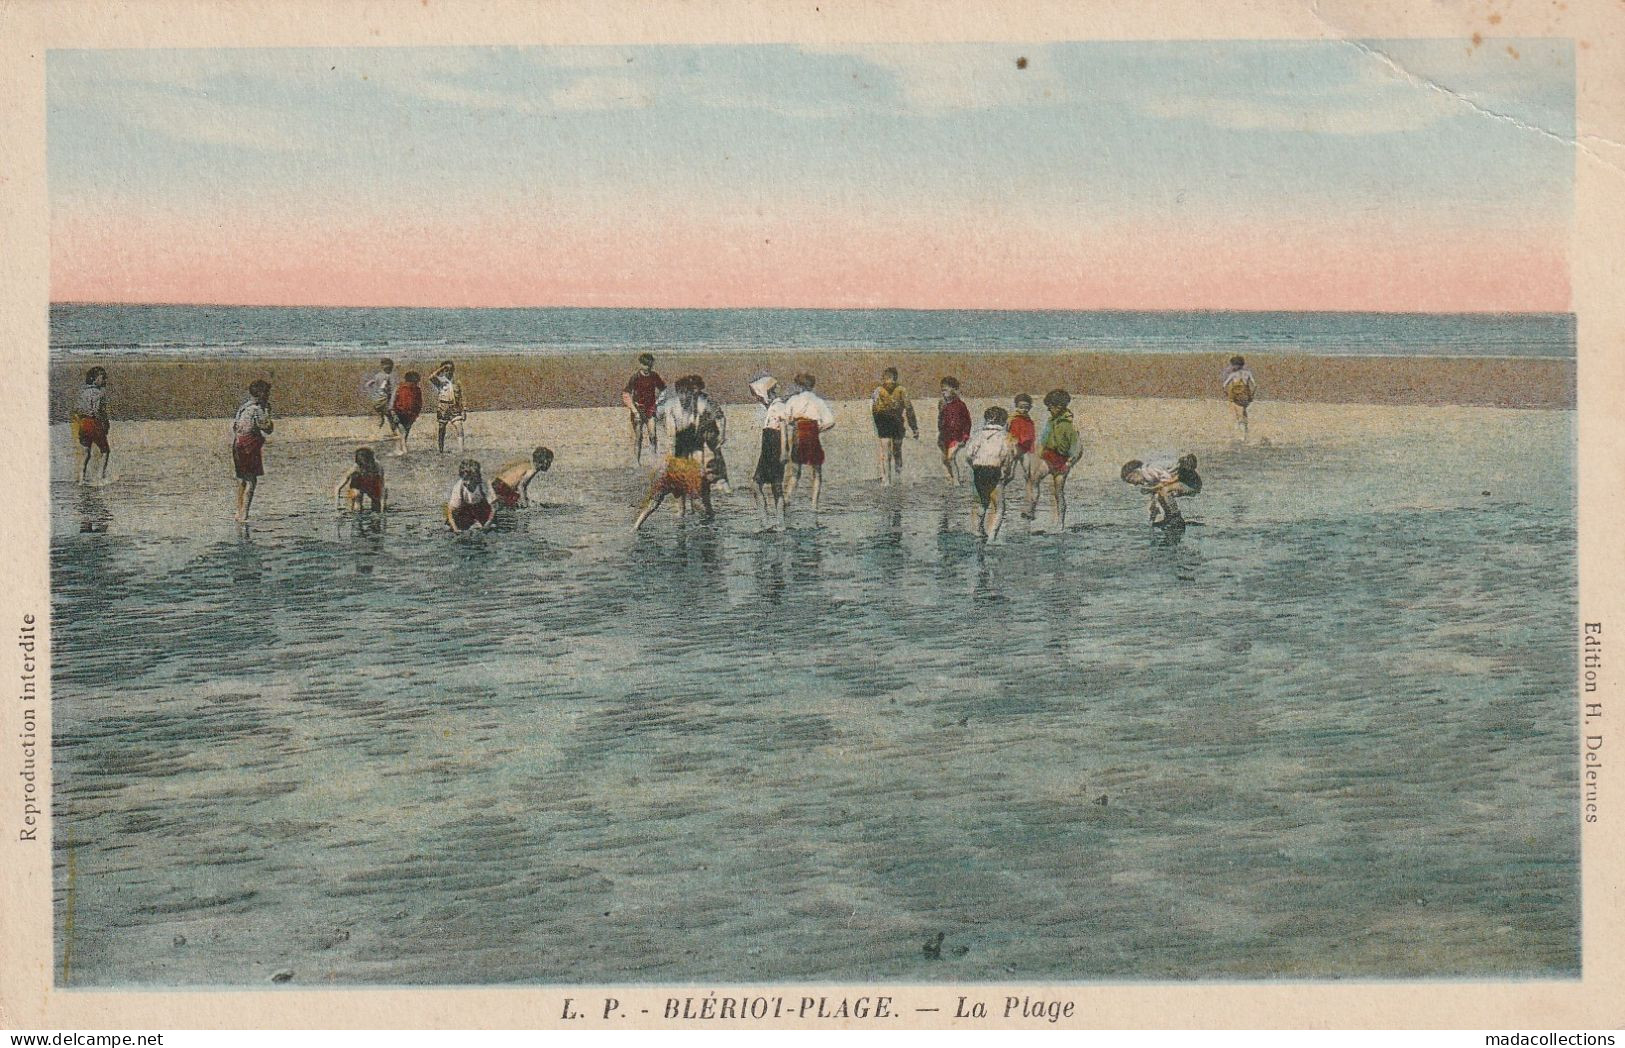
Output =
[{"x1": 49, "y1": 401, "x2": 1578, "y2": 985}]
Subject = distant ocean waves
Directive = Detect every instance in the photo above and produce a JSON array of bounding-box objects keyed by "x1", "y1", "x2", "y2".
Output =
[{"x1": 49, "y1": 304, "x2": 1577, "y2": 360}]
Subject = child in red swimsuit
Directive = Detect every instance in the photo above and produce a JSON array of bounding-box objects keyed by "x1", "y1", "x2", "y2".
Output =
[
  {"x1": 390, "y1": 371, "x2": 424, "y2": 456},
  {"x1": 445, "y1": 459, "x2": 495, "y2": 534},
  {"x1": 71, "y1": 366, "x2": 111, "y2": 484},
  {"x1": 335, "y1": 447, "x2": 387, "y2": 514},
  {"x1": 231, "y1": 379, "x2": 273, "y2": 524},
  {"x1": 622, "y1": 353, "x2": 667, "y2": 463},
  {"x1": 491, "y1": 446, "x2": 554, "y2": 509},
  {"x1": 1008, "y1": 393, "x2": 1036, "y2": 480},
  {"x1": 936, "y1": 377, "x2": 972, "y2": 484}
]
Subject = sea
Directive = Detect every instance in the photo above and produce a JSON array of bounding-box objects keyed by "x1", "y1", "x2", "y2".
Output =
[
  {"x1": 47, "y1": 392, "x2": 1579, "y2": 985},
  {"x1": 49, "y1": 304, "x2": 1577, "y2": 360}
]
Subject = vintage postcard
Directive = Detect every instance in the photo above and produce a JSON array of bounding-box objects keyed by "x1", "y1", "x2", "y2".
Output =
[{"x1": 1, "y1": 0, "x2": 1621, "y2": 1031}]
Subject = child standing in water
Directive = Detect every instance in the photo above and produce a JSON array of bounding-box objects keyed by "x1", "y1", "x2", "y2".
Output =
[
  {"x1": 656, "y1": 375, "x2": 707, "y2": 460},
  {"x1": 231, "y1": 379, "x2": 274, "y2": 524},
  {"x1": 491, "y1": 447, "x2": 554, "y2": 510},
  {"x1": 654, "y1": 375, "x2": 724, "y2": 519},
  {"x1": 1221, "y1": 355, "x2": 1258, "y2": 440},
  {"x1": 694, "y1": 375, "x2": 729, "y2": 493},
  {"x1": 1121, "y1": 454, "x2": 1203, "y2": 527},
  {"x1": 1023, "y1": 389, "x2": 1083, "y2": 529},
  {"x1": 71, "y1": 366, "x2": 111, "y2": 484},
  {"x1": 962, "y1": 406, "x2": 1020, "y2": 541},
  {"x1": 936, "y1": 377, "x2": 972, "y2": 485},
  {"x1": 334, "y1": 447, "x2": 387, "y2": 515},
  {"x1": 749, "y1": 374, "x2": 791, "y2": 530},
  {"x1": 445, "y1": 459, "x2": 495, "y2": 533},
  {"x1": 622, "y1": 353, "x2": 666, "y2": 463},
  {"x1": 783, "y1": 373, "x2": 835, "y2": 515},
  {"x1": 870, "y1": 367, "x2": 919, "y2": 485},
  {"x1": 429, "y1": 361, "x2": 467, "y2": 454},
  {"x1": 363, "y1": 357, "x2": 397, "y2": 434},
  {"x1": 1008, "y1": 393, "x2": 1036, "y2": 480},
  {"x1": 389, "y1": 371, "x2": 423, "y2": 456}
]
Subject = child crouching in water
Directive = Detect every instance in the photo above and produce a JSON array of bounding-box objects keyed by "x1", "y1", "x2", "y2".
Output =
[
  {"x1": 633, "y1": 454, "x2": 718, "y2": 531},
  {"x1": 491, "y1": 446, "x2": 554, "y2": 510},
  {"x1": 446, "y1": 459, "x2": 495, "y2": 534},
  {"x1": 334, "y1": 447, "x2": 387, "y2": 515},
  {"x1": 1121, "y1": 454, "x2": 1202, "y2": 527}
]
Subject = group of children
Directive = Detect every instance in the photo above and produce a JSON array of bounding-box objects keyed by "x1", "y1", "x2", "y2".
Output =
[
  {"x1": 619, "y1": 354, "x2": 1244, "y2": 537},
  {"x1": 622, "y1": 355, "x2": 1204, "y2": 539},
  {"x1": 332, "y1": 444, "x2": 555, "y2": 534},
  {"x1": 633, "y1": 371, "x2": 741, "y2": 529},
  {"x1": 361, "y1": 357, "x2": 467, "y2": 456},
  {"x1": 222, "y1": 367, "x2": 554, "y2": 530},
  {"x1": 922, "y1": 386, "x2": 1090, "y2": 538},
  {"x1": 66, "y1": 349, "x2": 1253, "y2": 536}
]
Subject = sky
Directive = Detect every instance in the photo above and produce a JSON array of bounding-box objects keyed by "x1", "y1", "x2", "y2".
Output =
[{"x1": 47, "y1": 40, "x2": 1575, "y2": 311}]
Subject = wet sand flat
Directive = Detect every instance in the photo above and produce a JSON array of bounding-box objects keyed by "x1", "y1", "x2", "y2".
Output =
[
  {"x1": 49, "y1": 396, "x2": 1577, "y2": 985},
  {"x1": 49, "y1": 349, "x2": 1576, "y2": 422}
]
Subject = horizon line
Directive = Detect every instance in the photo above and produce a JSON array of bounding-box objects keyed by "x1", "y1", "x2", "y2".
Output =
[{"x1": 49, "y1": 300, "x2": 1576, "y2": 318}]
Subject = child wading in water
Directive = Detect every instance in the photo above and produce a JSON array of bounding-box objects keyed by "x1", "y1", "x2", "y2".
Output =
[
  {"x1": 870, "y1": 367, "x2": 919, "y2": 485},
  {"x1": 694, "y1": 375, "x2": 730, "y2": 494},
  {"x1": 622, "y1": 353, "x2": 666, "y2": 463},
  {"x1": 936, "y1": 377, "x2": 972, "y2": 484},
  {"x1": 363, "y1": 357, "x2": 397, "y2": 434},
  {"x1": 429, "y1": 361, "x2": 467, "y2": 454},
  {"x1": 491, "y1": 447, "x2": 554, "y2": 510},
  {"x1": 962, "y1": 406, "x2": 1020, "y2": 541},
  {"x1": 71, "y1": 366, "x2": 111, "y2": 484},
  {"x1": 1008, "y1": 393, "x2": 1036, "y2": 483},
  {"x1": 231, "y1": 379, "x2": 274, "y2": 524},
  {"x1": 633, "y1": 454, "x2": 717, "y2": 531},
  {"x1": 334, "y1": 447, "x2": 387, "y2": 515},
  {"x1": 445, "y1": 459, "x2": 495, "y2": 534},
  {"x1": 1023, "y1": 389, "x2": 1083, "y2": 529},
  {"x1": 1121, "y1": 454, "x2": 1203, "y2": 527},
  {"x1": 390, "y1": 371, "x2": 424, "y2": 456},
  {"x1": 1221, "y1": 355, "x2": 1258, "y2": 440},
  {"x1": 748, "y1": 374, "x2": 791, "y2": 530},
  {"x1": 783, "y1": 373, "x2": 835, "y2": 516},
  {"x1": 655, "y1": 375, "x2": 723, "y2": 519}
]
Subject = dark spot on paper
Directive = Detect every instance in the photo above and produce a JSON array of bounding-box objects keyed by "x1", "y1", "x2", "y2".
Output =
[
  {"x1": 1016, "y1": 56, "x2": 1028, "y2": 69},
  {"x1": 1488, "y1": 12, "x2": 1501, "y2": 23},
  {"x1": 1507, "y1": 45, "x2": 1520, "y2": 59},
  {"x1": 1472, "y1": 32, "x2": 1483, "y2": 47}
]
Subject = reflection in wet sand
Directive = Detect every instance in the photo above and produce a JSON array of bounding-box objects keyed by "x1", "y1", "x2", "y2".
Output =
[{"x1": 48, "y1": 399, "x2": 1577, "y2": 985}]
